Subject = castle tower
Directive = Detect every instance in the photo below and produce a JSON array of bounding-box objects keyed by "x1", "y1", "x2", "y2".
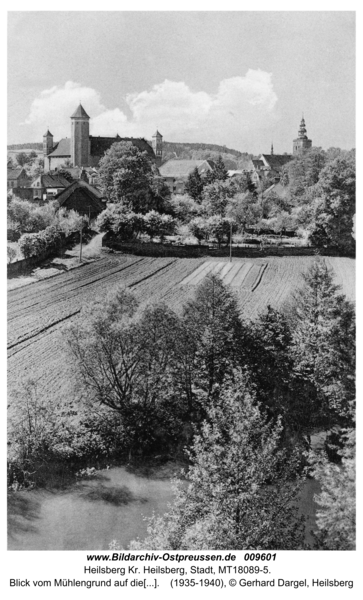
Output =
[
  {"x1": 293, "y1": 116, "x2": 312, "y2": 155},
  {"x1": 152, "y1": 130, "x2": 163, "y2": 167},
  {"x1": 43, "y1": 129, "x2": 53, "y2": 157},
  {"x1": 43, "y1": 130, "x2": 53, "y2": 172},
  {"x1": 71, "y1": 104, "x2": 90, "y2": 167}
]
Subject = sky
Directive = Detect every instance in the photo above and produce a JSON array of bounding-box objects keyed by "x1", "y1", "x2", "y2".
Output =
[{"x1": 7, "y1": 11, "x2": 355, "y2": 154}]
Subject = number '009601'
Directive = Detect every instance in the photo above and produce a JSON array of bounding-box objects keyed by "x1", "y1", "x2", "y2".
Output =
[{"x1": 243, "y1": 553, "x2": 276, "y2": 561}]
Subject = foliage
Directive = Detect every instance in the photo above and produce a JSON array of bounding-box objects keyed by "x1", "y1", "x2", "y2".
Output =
[
  {"x1": 143, "y1": 211, "x2": 176, "y2": 240},
  {"x1": 286, "y1": 258, "x2": 355, "y2": 427},
  {"x1": 130, "y1": 376, "x2": 305, "y2": 550},
  {"x1": 227, "y1": 192, "x2": 260, "y2": 233},
  {"x1": 243, "y1": 306, "x2": 294, "y2": 421},
  {"x1": 206, "y1": 215, "x2": 236, "y2": 247},
  {"x1": 66, "y1": 288, "x2": 187, "y2": 454},
  {"x1": 16, "y1": 152, "x2": 32, "y2": 167},
  {"x1": 204, "y1": 155, "x2": 229, "y2": 183},
  {"x1": 8, "y1": 379, "x2": 125, "y2": 488},
  {"x1": 25, "y1": 158, "x2": 44, "y2": 179},
  {"x1": 96, "y1": 205, "x2": 143, "y2": 240},
  {"x1": 188, "y1": 217, "x2": 210, "y2": 244},
  {"x1": 18, "y1": 225, "x2": 63, "y2": 259},
  {"x1": 8, "y1": 197, "x2": 57, "y2": 234},
  {"x1": 312, "y1": 429, "x2": 355, "y2": 549},
  {"x1": 181, "y1": 275, "x2": 244, "y2": 401},
  {"x1": 98, "y1": 142, "x2": 155, "y2": 212},
  {"x1": 7, "y1": 246, "x2": 17, "y2": 264},
  {"x1": 184, "y1": 167, "x2": 204, "y2": 202},
  {"x1": 201, "y1": 179, "x2": 236, "y2": 217},
  {"x1": 309, "y1": 155, "x2": 355, "y2": 253},
  {"x1": 169, "y1": 194, "x2": 201, "y2": 222},
  {"x1": 56, "y1": 208, "x2": 86, "y2": 236},
  {"x1": 280, "y1": 148, "x2": 327, "y2": 198}
]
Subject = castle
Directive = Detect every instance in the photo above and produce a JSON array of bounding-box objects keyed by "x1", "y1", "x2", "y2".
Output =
[{"x1": 43, "y1": 104, "x2": 162, "y2": 172}]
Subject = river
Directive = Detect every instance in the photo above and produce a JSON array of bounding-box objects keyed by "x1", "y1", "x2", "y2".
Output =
[{"x1": 8, "y1": 465, "x2": 177, "y2": 551}]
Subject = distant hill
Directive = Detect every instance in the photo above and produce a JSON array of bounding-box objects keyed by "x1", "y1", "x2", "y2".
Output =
[
  {"x1": 160, "y1": 141, "x2": 253, "y2": 170},
  {"x1": 8, "y1": 143, "x2": 43, "y2": 151},
  {"x1": 7, "y1": 140, "x2": 254, "y2": 170}
]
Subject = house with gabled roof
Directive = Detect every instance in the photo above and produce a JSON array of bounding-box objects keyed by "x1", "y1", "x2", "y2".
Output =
[
  {"x1": 43, "y1": 104, "x2": 162, "y2": 172},
  {"x1": 7, "y1": 167, "x2": 31, "y2": 190},
  {"x1": 159, "y1": 159, "x2": 216, "y2": 194},
  {"x1": 31, "y1": 173, "x2": 72, "y2": 201},
  {"x1": 54, "y1": 180, "x2": 106, "y2": 220}
]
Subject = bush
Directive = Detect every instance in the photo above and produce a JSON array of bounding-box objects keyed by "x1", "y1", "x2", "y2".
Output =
[
  {"x1": 8, "y1": 379, "x2": 126, "y2": 488},
  {"x1": 97, "y1": 205, "x2": 143, "y2": 240},
  {"x1": 18, "y1": 225, "x2": 63, "y2": 259},
  {"x1": 143, "y1": 211, "x2": 176, "y2": 240},
  {"x1": 7, "y1": 246, "x2": 17, "y2": 264},
  {"x1": 8, "y1": 197, "x2": 56, "y2": 234}
]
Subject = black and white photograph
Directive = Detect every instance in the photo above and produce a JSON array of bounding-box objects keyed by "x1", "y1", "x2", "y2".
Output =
[{"x1": 6, "y1": 7, "x2": 356, "y2": 565}]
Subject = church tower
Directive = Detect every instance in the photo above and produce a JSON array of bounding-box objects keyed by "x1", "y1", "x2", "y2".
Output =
[
  {"x1": 152, "y1": 130, "x2": 163, "y2": 167},
  {"x1": 293, "y1": 116, "x2": 312, "y2": 155},
  {"x1": 71, "y1": 104, "x2": 90, "y2": 167}
]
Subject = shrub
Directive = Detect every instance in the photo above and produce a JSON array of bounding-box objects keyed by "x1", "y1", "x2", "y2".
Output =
[{"x1": 18, "y1": 225, "x2": 63, "y2": 259}]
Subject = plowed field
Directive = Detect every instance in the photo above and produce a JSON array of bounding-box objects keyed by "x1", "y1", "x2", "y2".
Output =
[{"x1": 8, "y1": 254, "x2": 355, "y2": 404}]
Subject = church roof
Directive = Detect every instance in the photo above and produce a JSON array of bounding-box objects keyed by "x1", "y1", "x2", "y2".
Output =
[
  {"x1": 89, "y1": 136, "x2": 154, "y2": 158},
  {"x1": 71, "y1": 104, "x2": 90, "y2": 119},
  {"x1": 159, "y1": 159, "x2": 214, "y2": 178},
  {"x1": 48, "y1": 138, "x2": 71, "y2": 157},
  {"x1": 260, "y1": 154, "x2": 293, "y2": 170}
]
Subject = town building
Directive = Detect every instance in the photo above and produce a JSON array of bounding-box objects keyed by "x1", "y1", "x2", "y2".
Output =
[
  {"x1": 7, "y1": 167, "x2": 31, "y2": 190},
  {"x1": 43, "y1": 104, "x2": 162, "y2": 172},
  {"x1": 159, "y1": 159, "x2": 216, "y2": 194},
  {"x1": 54, "y1": 180, "x2": 106, "y2": 220},
  {"x1": 31, "y1": 173, "x2": 72, "y2": 201}
]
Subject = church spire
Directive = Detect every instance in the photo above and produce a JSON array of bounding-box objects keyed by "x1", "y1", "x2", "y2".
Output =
[
  {"x1": 298, "y1": 115, "x2": 307, "y2": 138},
  {"x1": 271, "y1": 142, "x2": 274, "y2": 155}
]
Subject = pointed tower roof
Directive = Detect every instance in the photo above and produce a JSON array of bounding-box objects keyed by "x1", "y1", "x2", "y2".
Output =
[
  {"x1": 71, "y1": 104, "x2": 90, "y2": 119},
  {"x1": 152, "y1": 130, "x2": 162, "y2": 137},
  {"x1": 43, "y1": 129, "x2": 53, "y2": 137},
  {"x1": 298, "y1": 116, "x2": 307, "y2": 138}
]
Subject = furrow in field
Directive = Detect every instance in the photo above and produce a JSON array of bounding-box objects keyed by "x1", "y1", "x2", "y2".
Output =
[
  {"x1": 221, "y1": 262, "x2": 244, "y2": 285},
  {"x1": 230, "y1": 262, "x2": 252, "y2": 287},
  {"x1": 180, "y1": 261, "x2": 211, "y2": 285}
]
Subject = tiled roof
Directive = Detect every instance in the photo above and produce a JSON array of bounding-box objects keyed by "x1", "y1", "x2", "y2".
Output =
[
  {"x1": 48, "y1": 138, "x2": 71, "y2": 157},
  {"x1": 55, "y1": 180, "x2": 105, "y2": 209},
  {"x1": 262, "y1": 182, "x2": 290, "y2": 200},
  {"x1": 252, "y1": 159, "x2": 265, "y2": 169},
  {"x1": 71, "y1": 104, "x2": 90, "y2": 119},
  {"x1": 159, "y1": 159, "x2": 213, "y2": 178},
  {"x1": 260, "y1": 154, "x2": 293, "y2": 170},
  {"x1": 7, "y1": 167, "x2": 26, "y2": 180},
  {"x1": 90, "y1": 136, "x2": 155, "y2": 159},
  {"x1": 31, "y1": 174, "x2": 71, "y2": 189}
]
